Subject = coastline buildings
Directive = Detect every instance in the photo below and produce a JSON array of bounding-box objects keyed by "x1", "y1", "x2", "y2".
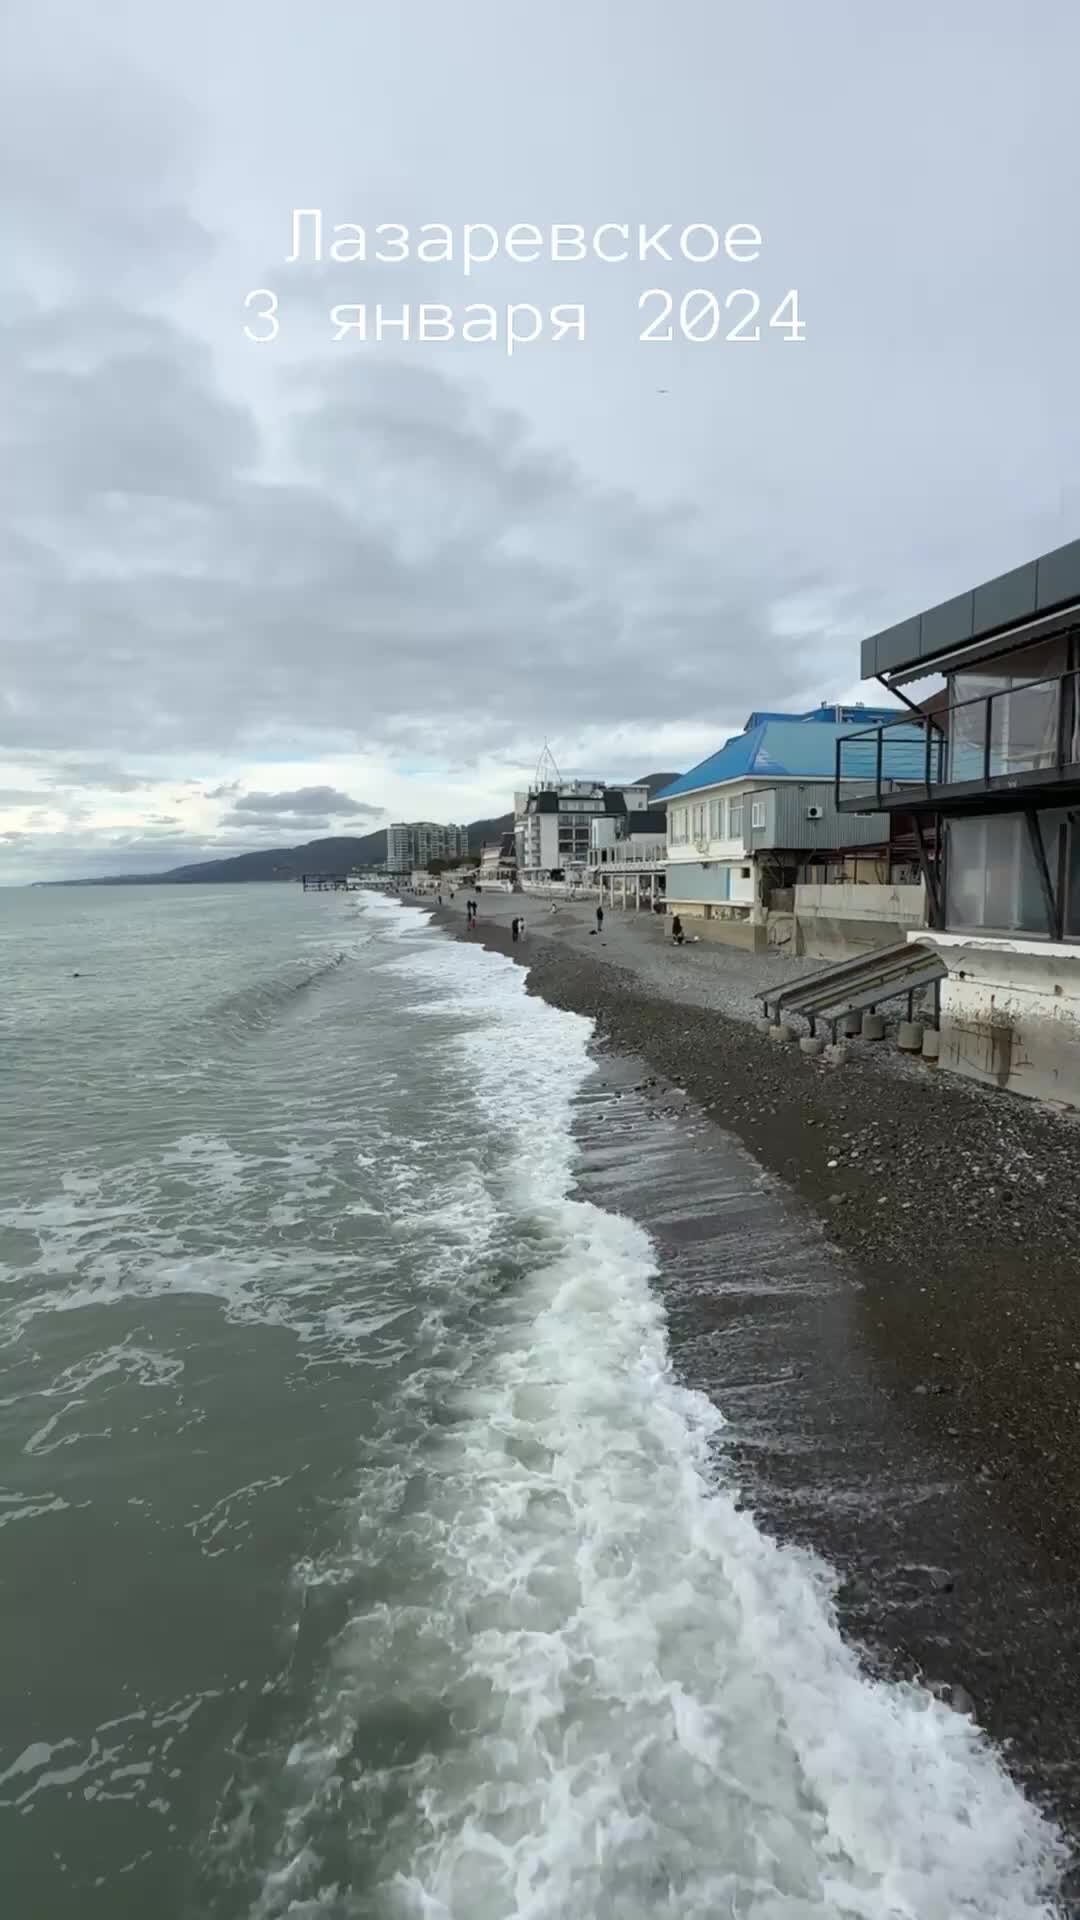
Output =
[
  {"x1": 477, "y1": 832, "x2": 518, "y2": 889},
  {"x1": 835, "y1": 538, "x2": 1080, "y2": 1102},
  {"x1": 655, "y1": 706, "x2": 916, "y2": 950},
  {"x1": 590, "y1": 807, "x2": 669, "y2": 912},
  {"x1": 514, "y1": 779, "x2": 651, "y2": 887},
  {"x1": 386, "y1": 820, "x2": 467, "y2": 870}
]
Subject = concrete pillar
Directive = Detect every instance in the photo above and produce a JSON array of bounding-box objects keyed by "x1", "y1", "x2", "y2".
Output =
[
  {"x1": 824, "y1": 1041, "x2": 849, "y2": 1065},
  {"x1": 921, "y1": 1026, "x2": 941, "y2": 1061},
  {"x1": 755, "y1": 1017, "x2": 775, "y2": 1036},
  {"x1": 861, "y1": 1011, "x2": 885, "y2": 1041},
  {"x1": 898, "y1": 1020, "x2": 924, "y2": 1053},
  {"x1": 799, "y1": 1034, "x2": 827, "y2": 1057},
  {"x1": 839, "y1": 1011, "x2": 861, "y2": 1038},
  {"x1": 769, "y1": 1022, "x2": 796, "y2": 1045}
]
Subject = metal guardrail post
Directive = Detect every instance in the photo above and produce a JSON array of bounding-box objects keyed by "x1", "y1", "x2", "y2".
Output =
[{"x1": 874, "y1": 729, "x2": 883, "y2": 808}]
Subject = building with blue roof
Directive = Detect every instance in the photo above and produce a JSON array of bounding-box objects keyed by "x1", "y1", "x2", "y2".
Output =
[{"x1": 656, "y1": 703, "x2": 926, "y2": 949}]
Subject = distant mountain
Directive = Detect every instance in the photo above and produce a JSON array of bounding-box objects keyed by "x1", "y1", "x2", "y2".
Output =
[
  {"x1": 631, "y1": 771, "x2": 681, "y2": 796},
  {"x1": 466, "y1": 812, "x2": 513, "y2": 849},
  {"x1": 48, "y1": 830, "x2": 391, "y2": 886},
  {"x1": 45, "y1": 818, "x2": 512, "y2": 887},
  {"x1": 45, "y1": 782, "x2": 678, "y2": 886}
]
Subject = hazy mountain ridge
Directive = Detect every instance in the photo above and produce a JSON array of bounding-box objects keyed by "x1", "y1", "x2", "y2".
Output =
[{"x1": 45, "y1": 775, "x2": 680, "y2": 884}]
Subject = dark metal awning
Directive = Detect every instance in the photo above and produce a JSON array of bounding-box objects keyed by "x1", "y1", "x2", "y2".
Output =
[{"x1": 862, "y1": 540, "x2": 1080, "y2": 686}]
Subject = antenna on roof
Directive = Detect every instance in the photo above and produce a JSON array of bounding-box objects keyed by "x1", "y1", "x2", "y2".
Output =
[{"x1": 535, "y1": 741, "x2": 563, "y2": 788}]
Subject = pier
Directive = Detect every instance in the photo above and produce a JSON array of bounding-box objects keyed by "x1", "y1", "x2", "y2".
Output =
[{"x1": 300, "y1": 869, "x2": 406, "y2": 892}]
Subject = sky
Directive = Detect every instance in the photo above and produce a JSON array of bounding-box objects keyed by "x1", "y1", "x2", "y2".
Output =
[{"x1": 3, "y1": 0, "x2": 1080, "y2": 882}]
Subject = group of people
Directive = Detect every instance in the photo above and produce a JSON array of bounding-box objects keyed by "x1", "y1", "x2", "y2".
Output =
[
  {"x1": 511, "y1": 914, "x2": 528, "y2": 942},
  {"x1": 464, "y1": 898, "x2": 479, "y2": 928}
]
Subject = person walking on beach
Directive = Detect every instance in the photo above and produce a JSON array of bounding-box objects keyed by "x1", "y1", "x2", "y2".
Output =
[
  {"x1": 595, "y1": 904, "x2": 604, "y2": 933},
  {"x1": 511, "y1": 916, "x2": 520, "y2": 942},
  {"x1": 671, "y1": 914, "x2": 685, "y2": 946},
  {"x1": 518, "y1": 914, "x2": 527, "y2": 940}
]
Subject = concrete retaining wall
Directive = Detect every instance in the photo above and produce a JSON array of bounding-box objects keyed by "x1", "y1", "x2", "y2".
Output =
[
  {"x1": 795, "y1": 882, "x2": 926, "y2": 960},
  {"x1": 915, "y1": 931, "x2": 1080, "y2": 1105},
  {"x1": 667, "y1": 899, "x2": 765, "y2": 951}
]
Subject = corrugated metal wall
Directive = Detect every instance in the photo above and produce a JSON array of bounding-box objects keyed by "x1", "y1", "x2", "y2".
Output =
[{"x1": 750, "y1": 783, "x2": 889, "y2": 850}]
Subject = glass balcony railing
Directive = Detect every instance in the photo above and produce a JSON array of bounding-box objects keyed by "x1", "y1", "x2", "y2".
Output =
[{"x1": 836, "y1": 671, "x2": 1080, "y2": 810}]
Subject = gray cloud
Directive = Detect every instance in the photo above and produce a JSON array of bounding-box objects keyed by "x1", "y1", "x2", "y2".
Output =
[
  {"x1": 230, "y1": 786, "x2": 381, "y2": 818},
  {"x1": 44, "y1": 763, "x2": 152, "y2": 792},
  {"x1": 4, "y1": 0, "x2": 1080, "y2": 888},
  {"x1": 222, "y1": 812, "x2": 333, "y2": 835}
]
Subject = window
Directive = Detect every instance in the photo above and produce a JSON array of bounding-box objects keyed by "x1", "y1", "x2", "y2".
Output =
[
  {"x1": 729, "y1": 800, "x2": 744, "y2": 838},
  {"x1": 708, "y1": 799, "x2": 720, "y2": 837},
  {"x1": 945, "y1": 810, "x2": 1076, "y2": 937},
  {"x1": 751, "y1": 799, "x2": 766, "y2": 829},
  {"x1": 947, "y1": 638, "x2": 1069, "y2": 783},
  {"x1": 670, "y1": 807, "x2": 688, "y2": 846}
]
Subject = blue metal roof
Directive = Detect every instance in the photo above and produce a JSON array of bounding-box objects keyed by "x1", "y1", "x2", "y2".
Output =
[
  {"x1": 744, "y1": 704, "x2": 899, "y2": 729},
  {"x1": 655, "y1": 714, "x2": 925, "y2": 801}
]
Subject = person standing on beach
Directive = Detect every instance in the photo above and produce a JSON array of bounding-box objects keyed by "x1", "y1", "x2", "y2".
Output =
[
  {"x1": 518, "y1": 914, "x2": 526, "y2": 939},
  {"x1": 596, "y1": 904, "x2": 604, "y2": 932},
  {"x1": 511, "y1": 916, "x2": 520, "y2": 942}
]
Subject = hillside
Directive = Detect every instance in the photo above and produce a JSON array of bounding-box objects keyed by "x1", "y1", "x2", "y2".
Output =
[
  {"x1": 631, "y1": 771, "x2": 681, "y2": 795},
  {"x1": 46, "y1": 782, "x2": 679, "y2": 885}
]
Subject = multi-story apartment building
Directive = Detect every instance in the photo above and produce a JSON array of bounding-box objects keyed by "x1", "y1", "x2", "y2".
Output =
[
  {"x1": 513, "y1": 781, "x2": 650, "y2": 885},
  {"x1": 385, "y1": 821, "x2": 468, "y2": 870}
]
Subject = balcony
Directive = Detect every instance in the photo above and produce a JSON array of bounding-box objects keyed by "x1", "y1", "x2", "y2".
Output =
[{"x1": 835, "y1": 670, "x2": 1080, "y2": 814}]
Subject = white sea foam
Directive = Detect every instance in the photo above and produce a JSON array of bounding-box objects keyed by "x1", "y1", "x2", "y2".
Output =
[{"x1": 242, "y1": 909, "x2": 1065, "y2": 1918}]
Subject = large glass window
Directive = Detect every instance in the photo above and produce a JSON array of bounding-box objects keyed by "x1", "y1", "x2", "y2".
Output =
[
  {"x1": 945, "y1": 809, "x2": 1077, "y2": 937},
  {"x1": 948, "y1": 639, "x2": 1068, "y2": 783},
  {"x1": 729, "y1": 799, "x2": 744, "y2": 838}
]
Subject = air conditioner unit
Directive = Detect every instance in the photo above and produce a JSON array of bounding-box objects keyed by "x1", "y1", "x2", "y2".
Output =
[{"x1": 806, "y1": 805, "x2": 824, "y2": 820}]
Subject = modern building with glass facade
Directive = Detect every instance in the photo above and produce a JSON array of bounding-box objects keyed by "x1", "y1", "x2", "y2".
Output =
[{"x1": 836, "y1": 539, "x2": 1080, "y2": 1100}]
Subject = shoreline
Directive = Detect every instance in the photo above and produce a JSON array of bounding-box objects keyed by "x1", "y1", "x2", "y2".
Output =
[{"x1": 421, "y1": 891, "x2": 1080, "y2": 1881}]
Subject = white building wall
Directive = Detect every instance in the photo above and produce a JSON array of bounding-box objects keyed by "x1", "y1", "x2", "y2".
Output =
[
  {"x1": 666, "y1": 786, "x2": 756, "y2": 865},
  {"x1": 914, "y1": 930, "x2": 1080, "y2": 1105}
]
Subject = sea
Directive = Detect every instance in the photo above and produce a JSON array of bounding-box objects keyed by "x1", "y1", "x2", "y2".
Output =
[{"x1": 0, "y1": 883, "x2": 1068, "y2": 1919}]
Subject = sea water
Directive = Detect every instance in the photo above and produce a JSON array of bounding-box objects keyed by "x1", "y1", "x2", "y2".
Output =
[{"x1": 0, "y1": 884, "x2": 1066, "y2": 1917}]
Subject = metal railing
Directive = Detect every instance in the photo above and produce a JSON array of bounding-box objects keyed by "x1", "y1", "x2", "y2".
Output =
[{"x1": 835, "y1": 670, "x2": 1079, "y2": 809}]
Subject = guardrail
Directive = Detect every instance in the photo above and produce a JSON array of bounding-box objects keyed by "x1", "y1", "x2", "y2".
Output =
[{"x1": 835, "y1": 671, "x2": 1078, "y2": 809}]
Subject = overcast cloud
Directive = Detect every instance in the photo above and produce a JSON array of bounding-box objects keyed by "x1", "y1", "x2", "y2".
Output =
[{"x1": 3, "y1": 0, "x2": 1080, "y2": 881}]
